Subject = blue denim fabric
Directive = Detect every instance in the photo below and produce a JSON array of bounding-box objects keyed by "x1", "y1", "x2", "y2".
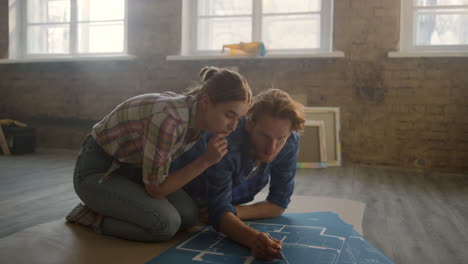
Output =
[
  {"x1": 73, "y1": 135, "x2": 198, "y2": 242},
  {"x1": 171, "y1": 118, "x2": 299, "y2": 231}
]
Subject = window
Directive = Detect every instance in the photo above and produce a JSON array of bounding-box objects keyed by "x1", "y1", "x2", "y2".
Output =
[
  {"x1": 9, "y1": 0, "x2": 127, "y2": 59},
  {"x1": 181, "y1": 0, "x2": 334, "y2": 56},
  {"x1": 400, "y1": 0, "x2": 468, "y2": 53}
]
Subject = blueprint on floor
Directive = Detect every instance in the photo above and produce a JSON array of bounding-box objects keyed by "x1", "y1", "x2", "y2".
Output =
[{"x1": 147, "y1": 212, "x2": 394, "y2": 264}]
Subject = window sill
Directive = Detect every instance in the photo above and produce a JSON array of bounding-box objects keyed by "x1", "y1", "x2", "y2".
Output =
[
  {"x1": 388, "y1": 51, "x2": 468, "y2": 58},
  {"x1": 0, "y1": 55, "x2": 136, "y2": 64},
  {"x1": 166, "y1": 51, "x2": 345, "y2": 61}
]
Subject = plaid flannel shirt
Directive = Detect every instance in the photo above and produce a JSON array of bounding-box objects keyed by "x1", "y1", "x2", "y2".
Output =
[{"x1": 92, "y1": 92, "x2": 198, "y2": 186}]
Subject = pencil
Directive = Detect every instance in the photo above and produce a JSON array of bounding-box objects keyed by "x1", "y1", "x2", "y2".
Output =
[
  {"x1": 278, "y1": 250, "x2": 290, "y2": 264},
  {"x1": 266, "y1": 232, "x2": 289, "y2": 264}
]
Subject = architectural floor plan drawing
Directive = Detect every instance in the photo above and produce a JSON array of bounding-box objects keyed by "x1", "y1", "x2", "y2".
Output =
[{"x1": 147, "y1": 212, "x2": 394, "y2": 264}]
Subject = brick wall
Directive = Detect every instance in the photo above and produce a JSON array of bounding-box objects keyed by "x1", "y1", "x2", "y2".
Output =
[{"x1": 0, "y1": 0, "x2": 467, "y2": 173}]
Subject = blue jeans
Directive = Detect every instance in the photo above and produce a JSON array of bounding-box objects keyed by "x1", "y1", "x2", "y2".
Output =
[{"x1": 73, "y1": 135, "x2": 198, "y2": 242}]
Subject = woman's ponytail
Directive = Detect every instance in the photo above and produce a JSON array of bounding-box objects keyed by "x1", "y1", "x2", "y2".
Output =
[
  {"x1": 185, "y1": 66, "x2": 252, "y2": 105},
  {"x1": 199, "y1": 66, "x2": 219, "y2": 83}
]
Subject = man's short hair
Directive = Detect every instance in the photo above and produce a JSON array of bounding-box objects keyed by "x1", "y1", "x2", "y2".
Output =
[{"x1": 247, "y1": 89, "x2": 305, "y2": 132}]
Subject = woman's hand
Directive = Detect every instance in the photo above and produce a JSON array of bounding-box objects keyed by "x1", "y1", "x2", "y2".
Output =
[
  {"x1": 144, "y1": 183, "x2": 164, "y2": 199},
  {"x1": 201, "y1": 133, "x2": 228, "y2": 166},
  {"x1": 250, "y1": 232, "x2": 283, "y2": 261},
  {"x1": 143, "y1": 133, "x2": 229, "y2": 200}
]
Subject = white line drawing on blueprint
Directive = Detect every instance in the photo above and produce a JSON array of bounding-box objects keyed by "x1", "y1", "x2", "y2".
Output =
[
  {"x1": 150, "y1": 213, "x2": 394, "y2": 264},
  {"x1": 175, "y1": 220, "x2": 349, "y2": 264}
]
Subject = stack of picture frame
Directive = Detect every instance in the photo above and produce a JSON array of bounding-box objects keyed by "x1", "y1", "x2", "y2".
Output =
[{"x1": 297, "y1": 107, "x2": 342, "y2": 168}]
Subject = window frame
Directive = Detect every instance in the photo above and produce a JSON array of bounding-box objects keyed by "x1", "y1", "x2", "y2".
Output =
[
  {"x1": 181, "y1": 0, "x2": 334, "y2": 56},
  {"x1": 11, "y1": 0, "x2": 128, "y2": 59},
  {"x1": 400, "y1": 0, "x2": 468, "y2": 53}
]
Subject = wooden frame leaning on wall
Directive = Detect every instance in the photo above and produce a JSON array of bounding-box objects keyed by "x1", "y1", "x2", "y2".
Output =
[
  {"x1": 300, "y1": 107, "x2": 341, "y2": 167},
  {"x1": 297, "y1": 120, "x2": 327, "y2": 169}
]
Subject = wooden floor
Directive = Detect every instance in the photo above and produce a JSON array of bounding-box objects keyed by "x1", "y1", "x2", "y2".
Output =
[{"x1": 1, "y1": 149, "x2": 467, "y2": 264}]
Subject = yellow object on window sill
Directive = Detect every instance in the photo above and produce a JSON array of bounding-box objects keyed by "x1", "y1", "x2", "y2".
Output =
[
  {"x1": 222, "y1": 42, "x2": 266, "y2": 56},
  {"x1": 0, "y1": 119, "x2": 27, "y2": 127}
]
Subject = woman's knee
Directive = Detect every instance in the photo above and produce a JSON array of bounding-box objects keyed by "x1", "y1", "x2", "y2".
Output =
[
  {"x1": 166, "y1": 189, "x2": 199, "y2": 230},
  {"x1": 146, "y1": 210, "x2": 181, "y2": 241}
]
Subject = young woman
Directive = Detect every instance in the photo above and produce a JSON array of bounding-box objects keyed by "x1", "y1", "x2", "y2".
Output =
[{"x1": 66, "y1": 66, "x2": 252, "y2": 242}]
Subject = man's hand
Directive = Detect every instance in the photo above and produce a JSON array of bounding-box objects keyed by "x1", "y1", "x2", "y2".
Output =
[{"x1": 250, "y1": 232, "x2": 283, "y2": 261}]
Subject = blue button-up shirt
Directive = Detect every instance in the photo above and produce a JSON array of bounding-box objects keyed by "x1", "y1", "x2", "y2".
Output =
[{"x1": 170, "y1": 118, "x2": 299, "y2": 231}]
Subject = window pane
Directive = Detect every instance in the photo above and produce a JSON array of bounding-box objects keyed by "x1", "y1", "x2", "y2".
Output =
[
  {"x1": 27, "y1": 25, "x2": 69, "y2": 53},
  {"x1": 263, "y1": 14, "x2": 320, "y2": 49},
  {"x1": 78, "y1": 0, "x2": 125, "y2": 21},
  {"x1": 415, "y1": 0, "x2": 468, "y2": 7},
  {"x1": 198, "y1": 0, "x2": 252, "y2": 16},
  {"x1": 416, "y1": 13, "x2": 468, "y2": 45},
  {"x1": 198, "y1": 17, "x2": 251, "y2": 50},
  {"x1": 78, "y1": 22, "x2": 124, "y2": 53},
  {"x1": 28, "y1": 0, "x2": 70, "y2": 23},
  {"x1": 263, "y1": 0, "x2": 320, "y2": 13}
]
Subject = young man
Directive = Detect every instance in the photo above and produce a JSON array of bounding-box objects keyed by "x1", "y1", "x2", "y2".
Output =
[{"x1": 171, "y1": 89, "x2": 305, "y2": 260}]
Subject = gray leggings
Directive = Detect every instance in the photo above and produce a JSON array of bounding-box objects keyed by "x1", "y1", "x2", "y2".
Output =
[{"x1": 73, "y1": 135, "x2": 198, "y2": 242}]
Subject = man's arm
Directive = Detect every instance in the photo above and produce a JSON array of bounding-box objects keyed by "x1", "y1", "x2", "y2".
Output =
[
  {"x1": 265, "y1": 133, "x2": 300, "y2": 216},
  {"x1": 219, "y1": 212, "x2": 283, "y2": 261},
  {"x1": 219, "y1": 212, "x2": 258, "y2": 248},
  {"x1": 206, "y1": 159, "x2": 283, "y2": 261},
  {"x1": 234, "y1": 201, "x2": 285, "y2": 220},
  {"x1": 233, "y1": 133, "x2": 299, "y2": 221}
]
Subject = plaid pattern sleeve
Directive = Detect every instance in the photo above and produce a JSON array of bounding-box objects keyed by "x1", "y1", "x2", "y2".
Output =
[
  {"x1": 92, "y1": 92, "x2": 193, "y2": 186},
  {"x1": 143, "y1": 113, "x2": 183, "y2": 186}
]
